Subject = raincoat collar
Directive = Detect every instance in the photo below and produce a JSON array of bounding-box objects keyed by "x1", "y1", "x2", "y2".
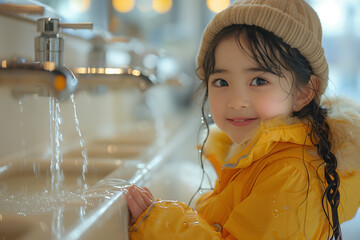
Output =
[{"x1": 223, "y1": 117, "x2": 312, "y2": 169}]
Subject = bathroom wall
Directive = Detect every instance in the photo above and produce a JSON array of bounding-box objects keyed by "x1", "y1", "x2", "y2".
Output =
[{"x1": 0, "y1": 14, "x2": 126, "y2": 160}]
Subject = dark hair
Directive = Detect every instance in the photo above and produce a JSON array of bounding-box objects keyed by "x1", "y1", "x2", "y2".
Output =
[{"x1": 199, "y1": 24, "x2": 342, "y2": 240}]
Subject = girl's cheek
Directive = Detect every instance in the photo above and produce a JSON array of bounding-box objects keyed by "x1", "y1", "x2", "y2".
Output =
[
  {"x1": 256, "y1": 102, "x2": 277, "y2": 119},
  {"x1": 255, "y1": 97, "x2": 291, "y2": 120},
  {"x1": 209, "y1": 96, "x2": 222, "y2": 115}
]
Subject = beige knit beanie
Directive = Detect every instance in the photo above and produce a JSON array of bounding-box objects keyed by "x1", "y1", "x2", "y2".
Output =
[{"x1": 196, "y1": 0, "x2": 329, "y2": 94}]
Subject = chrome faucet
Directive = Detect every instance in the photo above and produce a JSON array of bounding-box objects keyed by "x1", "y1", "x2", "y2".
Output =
[
  {"x1": 35, "y1": 18, "x2": 93, "y2": 69},
  {"x1": 33, "y1": 18, "x2": 93, "y2": 99}
]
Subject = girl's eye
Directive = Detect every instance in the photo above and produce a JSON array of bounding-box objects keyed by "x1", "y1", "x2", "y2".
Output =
[
  {"x1": 250, "y1": 77, "x2": 268, "y2": 86},
  {"x1": 213, "y1": 79, "x2": 228, "y2": 87}
]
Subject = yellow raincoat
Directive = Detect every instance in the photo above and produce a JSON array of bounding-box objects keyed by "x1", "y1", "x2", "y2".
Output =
[{"x1": 129, "y1": 97, "x2": 360, "y2": 240}]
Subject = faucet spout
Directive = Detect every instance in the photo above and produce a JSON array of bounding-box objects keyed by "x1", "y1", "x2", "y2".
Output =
[
  {"x1": 73, "y1": 67, "x2": 157, "y2": 92},
  {"x1": 0, "y1": 60, "x2": 78, "y2": 101}
]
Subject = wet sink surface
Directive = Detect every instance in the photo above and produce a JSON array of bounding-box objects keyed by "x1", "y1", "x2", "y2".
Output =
[
  {"x1": 0, "y1": 158, "x2": 117, "y2": 214},
  {"x1": 0, "y1": 156, "x2": 141, "y2": 240},
  {"x1": 0, "y1": 125, "x2": 156, "y2": 225}
]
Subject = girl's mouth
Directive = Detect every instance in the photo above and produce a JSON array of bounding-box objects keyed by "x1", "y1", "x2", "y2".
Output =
[{"x1": 227, "y1": 118, "x2": 258, "y2": 126}]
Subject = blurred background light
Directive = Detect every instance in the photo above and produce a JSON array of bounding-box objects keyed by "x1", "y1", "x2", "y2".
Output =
[
  {"x1": 113, "y1": 0, "x2": 135, "y2": 13},
  {"x1": 152, "y1": 0, "x2": 172, "y2": 14},
  {"x1": 143, "y1": 53, "x2": 158, "y2": 70},
  {"x1": 207, "y1": 0, "x2": 230, "y2": 13},
  {"x1": 107, "y1": 51, "x2": 131, "y2": 67},
  {"x1": 69, "y1": 0, "x2": 91, "y2": 13},
  {"x1": 312, "y1": 0, "x2": 345, "y2": 36},
  {"x1": 157, "y1": 56, "x2": 179, "y2": 81}
]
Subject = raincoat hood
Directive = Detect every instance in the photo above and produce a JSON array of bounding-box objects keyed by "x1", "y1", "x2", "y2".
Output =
[{"x1": 204, "y1": 96, "x2": 360, "y2": 175}]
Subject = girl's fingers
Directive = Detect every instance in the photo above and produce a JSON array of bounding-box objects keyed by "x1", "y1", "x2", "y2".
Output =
[
  {"x1": 135, "y1": 187, "x2": 154, "y2": 206},
  {"x1": 142, "y1": 187, "x2": 155, "y2": 201},
  {"x1": 125, "y1": 185, "x2": 155, "y2": 222},
  {"x1": 125, "y1": 193, "x2": 143, "y2": 221},
  {"x1": 129, "y1": 186, "x2": 148, "y2": 211},
  {"x1": 132, "y1": 185, "x2": 154, "y2": 206}
]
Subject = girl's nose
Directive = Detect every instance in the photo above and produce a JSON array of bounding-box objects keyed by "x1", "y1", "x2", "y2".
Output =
[{"x1": 228, "y1": 92, "x2": 250, "y2": 110}]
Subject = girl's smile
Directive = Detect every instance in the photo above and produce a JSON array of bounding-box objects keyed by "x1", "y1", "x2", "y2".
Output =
[{"x1": 227, "y1": 117, "x2": 259, "y2": 127}]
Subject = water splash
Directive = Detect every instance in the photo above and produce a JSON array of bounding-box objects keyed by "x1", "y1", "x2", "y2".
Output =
[{"x1": 70, "y1": 94, "x2": 89, "y2": 190}]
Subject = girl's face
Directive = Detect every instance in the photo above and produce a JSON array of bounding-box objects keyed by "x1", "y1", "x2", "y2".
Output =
[{"x1": 208, "y1": 35, "x2": 299, "y2": 143}]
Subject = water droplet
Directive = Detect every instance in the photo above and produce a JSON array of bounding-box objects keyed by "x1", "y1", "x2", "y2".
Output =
[
  {"x1": 57, "y1": 117, "x2": 63, "y2": 125},
  {"x1": 272, "y1": 208, "x2": 280, "y2": 217},
  {"x1": 18, "y1": 99, "x2": 23, "y2": 112}
]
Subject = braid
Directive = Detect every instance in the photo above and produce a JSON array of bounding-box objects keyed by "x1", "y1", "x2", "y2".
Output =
[{"x1": 294, "y1": 100, "x2": 342, "y2": 240}]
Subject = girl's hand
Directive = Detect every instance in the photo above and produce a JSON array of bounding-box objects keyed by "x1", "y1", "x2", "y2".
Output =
[{"x1": 125, "y1": 185, "x2": 155, "y2": 224}]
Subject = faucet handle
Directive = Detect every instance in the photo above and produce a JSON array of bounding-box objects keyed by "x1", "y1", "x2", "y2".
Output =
[
  {"x1": 60, "y1": 23, "x2": 93, "y2": 30},
  {"x1": 37, "y1": 18, "x2": 93, "y2": 34}
]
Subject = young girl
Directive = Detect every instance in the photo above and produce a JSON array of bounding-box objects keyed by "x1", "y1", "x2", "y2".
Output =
[{"x1": 125, "y1": 0, "x2": 360, "y2": 239}]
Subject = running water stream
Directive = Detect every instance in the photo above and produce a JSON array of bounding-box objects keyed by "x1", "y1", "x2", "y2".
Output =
[
  {"x1": 48, "y1": 96, "x2": 65, "y2": 238},
  {"x1": 18, "y1": 99, "x2": 28, "y2": 166},
  {"x1": 49, "y1": 97, "x2": 63, "y2": 193},
  {"x1": 49, "y1": 95, "x2": 90, "y2": 238},
  {"x1": 48, "y1": 95, "x2": 90, "y2": 193},
  {"x1": 70, "y1": 94, "x2": 89, "y2": 190}
]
